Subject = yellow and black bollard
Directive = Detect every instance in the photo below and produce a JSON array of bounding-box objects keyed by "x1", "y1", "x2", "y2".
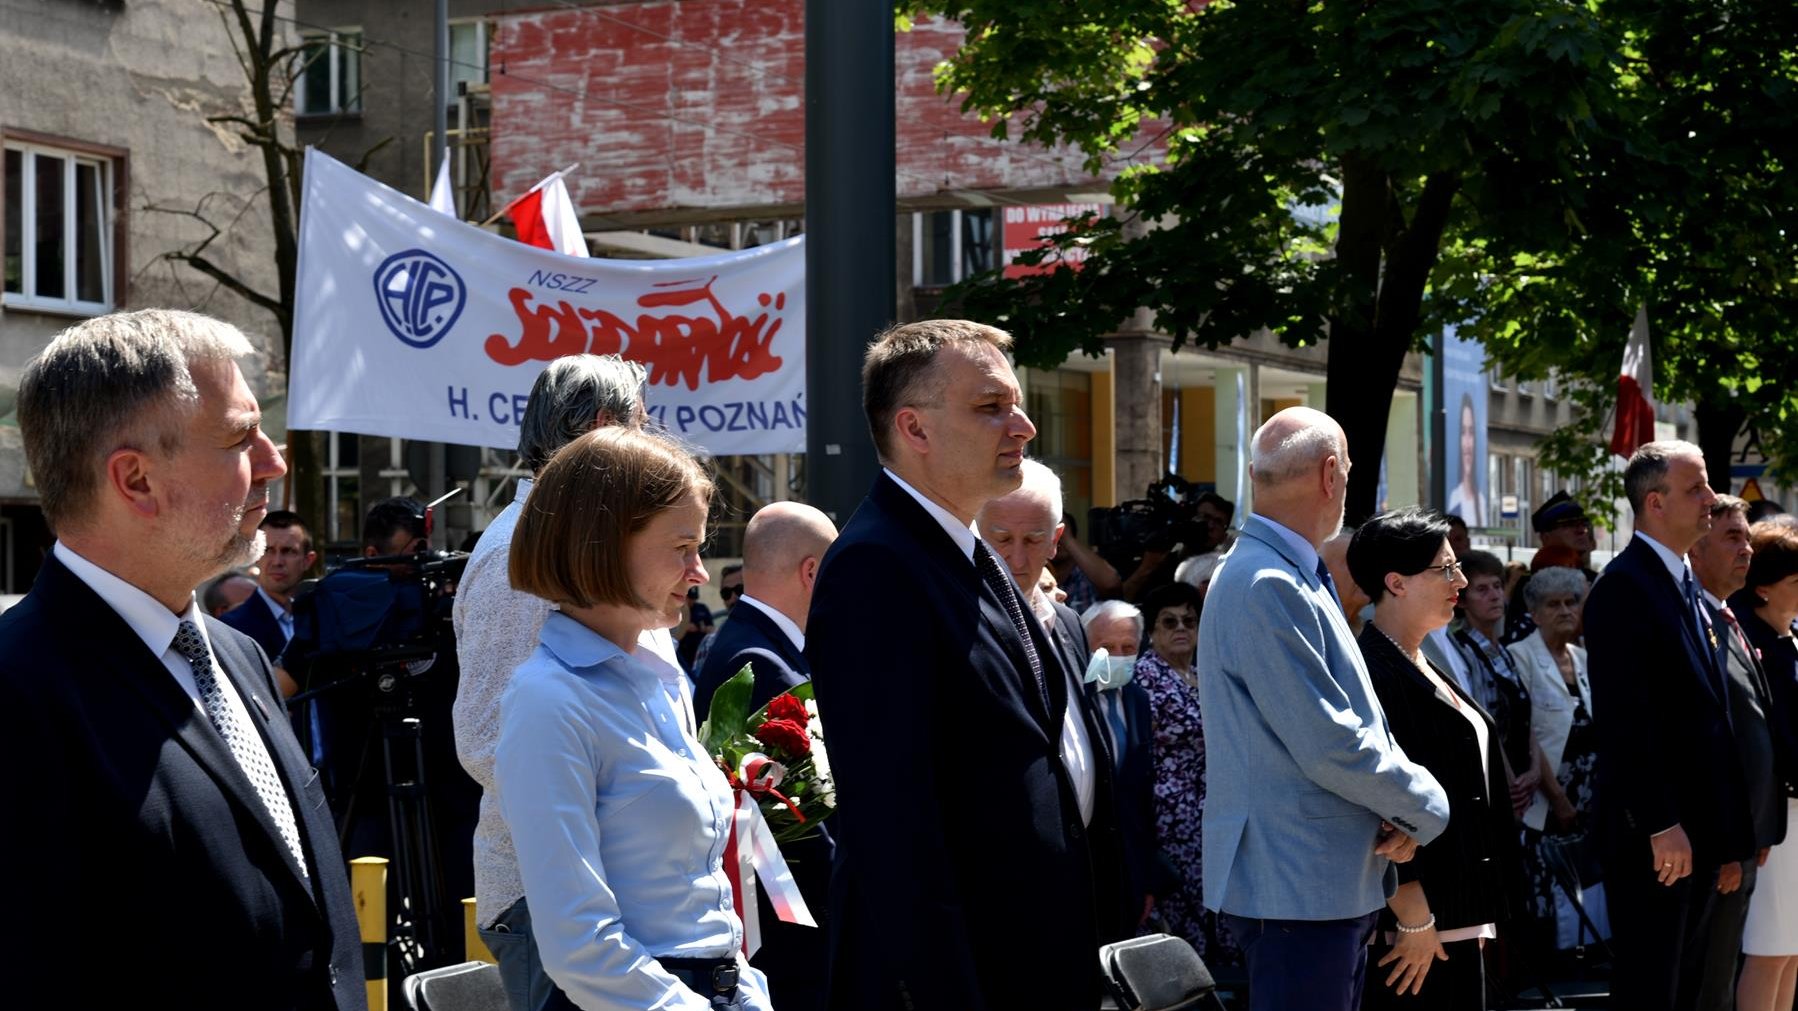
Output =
[
  {"x1": 463, "y1": 898, "x2": 495, "y2": 964},
  {"x1": 352, "y1": 857, "x2": 388, "y2": 1011}
]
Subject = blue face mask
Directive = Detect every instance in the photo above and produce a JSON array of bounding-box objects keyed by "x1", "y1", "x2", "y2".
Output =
[{"x1": 1083, "y1": 648, "x2": 1137, "y2": 690}]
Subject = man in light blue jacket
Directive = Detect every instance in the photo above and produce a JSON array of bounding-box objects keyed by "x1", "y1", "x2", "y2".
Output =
[{"x1": 1197, "y1": 407, "x2": 1450, "y2": 1011}]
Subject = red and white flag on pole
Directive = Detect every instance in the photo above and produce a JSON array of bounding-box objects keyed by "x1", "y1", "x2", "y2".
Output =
[
  {"x1": 507, "y1": 169, "x2": 589, "y2": 258},
  {"x1": 1610, "y1": 304, "x2": 1656, "y2": 458}
]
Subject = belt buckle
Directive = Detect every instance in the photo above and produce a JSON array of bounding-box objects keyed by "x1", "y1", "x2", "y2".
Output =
[{"x1": 711, "y1": 964, "x2": 740, "y2": 993}]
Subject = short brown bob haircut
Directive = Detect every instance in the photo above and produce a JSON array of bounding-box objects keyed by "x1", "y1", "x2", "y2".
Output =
[
  {"x1": 861, "y1": 319, "x2": 1013, "y2": 462},
  {"x1": 509, "y1": 426, "x2": 713, "y2": 609},
  {"x1": 1745, "y1": 520, "x2": 1798, "y2": 596}
]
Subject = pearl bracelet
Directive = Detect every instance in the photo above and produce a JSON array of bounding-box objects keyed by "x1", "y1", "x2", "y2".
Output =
[{"x1": 1395, "y1": 914, "x2": 1437, "y2": 934}]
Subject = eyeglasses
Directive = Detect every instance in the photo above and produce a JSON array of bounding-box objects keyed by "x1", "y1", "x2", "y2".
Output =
[
  {"x1": 1426, "y1": 560, "x2": 1464, "y2": 582},
  {"x1": 1156, "y1": 615, "x2": 1198, "y2": 630}
]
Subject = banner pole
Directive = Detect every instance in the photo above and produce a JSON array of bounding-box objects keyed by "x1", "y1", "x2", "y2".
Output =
[{"x1": 479, "y1": 163, "x2": 581, "y2": 228}]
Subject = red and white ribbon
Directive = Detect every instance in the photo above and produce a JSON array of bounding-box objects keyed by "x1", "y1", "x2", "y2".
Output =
[{"x1": 721, "y1": 752, "x2": 817, "y2": 956}]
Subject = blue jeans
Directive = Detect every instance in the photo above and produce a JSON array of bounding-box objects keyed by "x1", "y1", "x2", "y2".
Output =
[
  {"x1": 478, "y1": 897, "x2": 579, "y2": 1011},
  {"x1": 1222, "y1": 910, "x2": 1380, "y2": 1011}
]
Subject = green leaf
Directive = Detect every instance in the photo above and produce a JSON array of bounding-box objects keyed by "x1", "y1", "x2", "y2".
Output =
[{"x1": 699, "y1": 665, "x2": 755, "y2": 756}]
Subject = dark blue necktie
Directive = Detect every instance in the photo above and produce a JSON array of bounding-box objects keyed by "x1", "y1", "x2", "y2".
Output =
[
  {"x1": 1317, "y1": 559, "x2": 1343, "y2": 610},
  {"x1": 1683, "y1": 570, "x2": 1728, "y2": 706}
]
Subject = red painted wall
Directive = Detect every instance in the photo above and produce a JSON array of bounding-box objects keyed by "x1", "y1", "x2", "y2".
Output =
[{"x1": 490, "y1": 2, "x2": 1140, "y2": 217}]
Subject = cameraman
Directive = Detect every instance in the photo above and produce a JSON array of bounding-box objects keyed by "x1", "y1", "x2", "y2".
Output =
[
  {"x1": 1119, "y1": 491, "x2": 1235, "y2": 602},
  {"x1": 285, "y1": 496, "x2": 482, "y2": 947}
]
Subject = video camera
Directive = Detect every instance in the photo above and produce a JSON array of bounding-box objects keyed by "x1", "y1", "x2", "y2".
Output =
[
  {"x1": 1088, "y1": 474, "x2": 1212, "y2": 575},
  {"x1": 284, "y1": 549, "x2": 468, "y2": 695}
]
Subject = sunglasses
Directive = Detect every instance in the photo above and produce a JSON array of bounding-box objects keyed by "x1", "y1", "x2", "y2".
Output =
[
  {"x1": 1156, "y1": 615, "x2": 1198, "y2": 631},
  {"x1": 720, "y1": 585, "x2": 743, "y2": 600}
]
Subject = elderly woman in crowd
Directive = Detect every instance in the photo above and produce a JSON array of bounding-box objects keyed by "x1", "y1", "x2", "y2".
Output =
[
  {"x1": 1133, "y1": 581, "x2": 1236, "y2": 964},
  {"x1": 1349, "y1": 508, "x2": 1516, "y2": 1009},
  {"x1": 495, "y1": 427, "x2": 769, "y2": 1010},
  {"x1": 1731, "y1": 523, "x2": 1798, "y2": 1011},
  {"x1": 1507, "y1": 566, "x2": 1608, "y2": 952}
]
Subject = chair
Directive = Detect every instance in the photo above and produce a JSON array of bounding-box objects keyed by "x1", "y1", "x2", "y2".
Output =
[
  {"x1": 402, "y1": 960, "x2": 508, "y2": 1011},
  {"x1": 1098, "y1": 934, "x2": 1229, "y2": 1011}
]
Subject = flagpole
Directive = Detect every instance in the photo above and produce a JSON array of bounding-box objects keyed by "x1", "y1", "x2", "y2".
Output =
[{"x1": 479, "y1": 163, "x2": 581, "y2": 227}]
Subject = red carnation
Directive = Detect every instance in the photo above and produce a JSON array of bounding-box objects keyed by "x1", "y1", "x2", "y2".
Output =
[
  {"x1": 766, "y1": 693, "x2": 809, "y2": 726},
  {"x1": 755, "y1": 717, "x2": 812, "y2": 758}
]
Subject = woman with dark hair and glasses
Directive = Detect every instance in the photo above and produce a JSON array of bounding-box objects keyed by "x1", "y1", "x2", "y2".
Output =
[
  {"x1": 1134, "y1": 581, "x2": 1238, "y2": 966},
  {"x1": 1348, "y1": 508, "x2": 1516, "y2": 1009}
]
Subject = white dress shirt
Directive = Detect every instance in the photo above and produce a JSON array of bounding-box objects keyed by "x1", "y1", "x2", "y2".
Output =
[
  {"x1": 735, "y1": 594, "x2": 804, "y2": 653},
  {"x1": 55, "y1": 541, "x2": 214, "y2": 705}
]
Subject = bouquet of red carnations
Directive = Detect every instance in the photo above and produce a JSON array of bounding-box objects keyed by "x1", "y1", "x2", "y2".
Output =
[{"x1": 699, "y1": 665, "x2": 835, "y2": 845}]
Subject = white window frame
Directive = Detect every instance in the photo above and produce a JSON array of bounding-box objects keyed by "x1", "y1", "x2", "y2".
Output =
[
  {"x1": 447, "y1": 19, "x2": 490, "y2": 107},
  {"x1": 3, "y1": 141, "x2": 114, "y2": 316},
  {"x1": 295, "y1": 28, "x2": 364, "y2": 117}
]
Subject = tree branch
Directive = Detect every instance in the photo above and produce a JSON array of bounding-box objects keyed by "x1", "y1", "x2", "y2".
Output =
[{"x1": 168, "y1": 252, "x2": 283, "y2": 317}]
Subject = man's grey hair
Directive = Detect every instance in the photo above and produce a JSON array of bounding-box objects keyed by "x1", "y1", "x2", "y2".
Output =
[
  {"x1": 1623, "y1": 439, "x2": 1703, "y2": 514},
  {"x1": 1524, "y1": 566, "x2": 1588, "y2": 611},
  {"x1": 1081, "y1": 598, "x2": 1144, "y2": 639},
  {"x1": 1012, "y1": 458, "x2": 1064, "y2": 523},
  {"x1": 517, "y1": 354, "x2": 648, "y2": 474},
  {"x1": 1251, "y1": 419, "x2": 1344, "y2": 485},
  {"x1": 18, "y1": 309, "x2": 255, "y2": 532}
]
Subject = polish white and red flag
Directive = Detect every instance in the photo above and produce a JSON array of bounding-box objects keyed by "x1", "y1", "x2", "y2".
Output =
[
  {"x1": 506, "y1": 169, "x2": 589, "y2": 258},
  {"x1": 1610, "y1": 304, "x2": 1656, "y2": 458}
]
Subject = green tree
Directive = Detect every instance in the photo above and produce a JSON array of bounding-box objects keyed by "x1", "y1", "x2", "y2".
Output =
[
  {"x1": 1451, "y1": 0, "x2": 1798, "y2": 509},
  {"x1": 914, "y1": 0, "x2": 1628, "y2": 520}
]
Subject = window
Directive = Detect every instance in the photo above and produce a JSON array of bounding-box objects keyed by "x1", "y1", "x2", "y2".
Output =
[
  {"x1": 3, "y1": 140, "x2": 117, "y2": 315},
  {"x1": 448, "y1": 21, "x2": 490, "y2": 104},
  {"x1": 913, "y1": 209, "x2": 995, "y2": 287},
  {"x1": 296, "y1": 29, "x2": 363, "y2": 116}
]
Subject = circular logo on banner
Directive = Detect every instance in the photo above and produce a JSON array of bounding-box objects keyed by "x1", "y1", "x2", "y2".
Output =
[{"x1": 373, "y1": 249, "x2": 466, "y2": 348}]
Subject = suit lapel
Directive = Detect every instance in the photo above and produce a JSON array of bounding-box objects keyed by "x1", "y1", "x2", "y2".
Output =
[
  {"x1": 870, "y1": 475, "x2": 1059, "y2": 739},
  {"x1": 38, "y1": 558, "x2": 316, "y2": 904},
  {"x1": 1626, "y1": 540, "x2": 1730, "y2": 713}
]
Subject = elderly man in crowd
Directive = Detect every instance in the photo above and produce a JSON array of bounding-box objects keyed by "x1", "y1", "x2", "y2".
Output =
[
  {"x1": 450, "y1": 354, "x2": 669, "y2": 1011},
  {"x1": 1688, "y1": 494, "x2": 1798, "y2": 1011},
  {"x1": 1197, "y1": 406, "x2": 1448, "y2": 1011},
  {"x1": 977, "y1": 460, "x2": 1129, "y2": 942},
  {"x1": 1584, "y1": 441, "x2": 1755, "y2": 1011},
  {"x1": 0, "y1": 309, "x2": 364, "y2": 1009},
  {"x1": 203, "y1": 570, "x2": 258, "y2": 618},
  {"x1": 1080, "y1": 597, "x2": 1159, "y2": 931}
]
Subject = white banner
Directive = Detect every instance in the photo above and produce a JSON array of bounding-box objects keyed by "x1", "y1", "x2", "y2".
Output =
[{"x1": 290, "y1": 148, "x2": 806, "y2": 456}]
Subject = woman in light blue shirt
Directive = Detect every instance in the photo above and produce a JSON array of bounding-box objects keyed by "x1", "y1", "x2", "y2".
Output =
[{"x1": 497, "y1": 426, "x2": 770, "y2": 1010}]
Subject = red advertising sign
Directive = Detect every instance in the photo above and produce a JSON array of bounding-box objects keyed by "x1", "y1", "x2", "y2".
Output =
[{"x1": 1001, "y1": 202, "x2": 1104, "y2": 278}]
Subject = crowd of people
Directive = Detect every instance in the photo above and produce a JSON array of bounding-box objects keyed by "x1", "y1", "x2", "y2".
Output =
[{"x1": 3, "y1": 307, "x2": 1796, "y2": 1011}]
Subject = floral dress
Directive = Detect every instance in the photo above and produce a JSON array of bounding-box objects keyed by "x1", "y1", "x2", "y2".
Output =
[{"x1": 1134, "y1": 649, "x2": 1239, "y2": 966}]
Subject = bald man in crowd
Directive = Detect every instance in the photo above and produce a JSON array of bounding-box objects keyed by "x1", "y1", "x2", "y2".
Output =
[
  {"x1": 1197, "y1": 406, "x2": 1448, "y2": 1011},
  {"x1": 693, "y1": 500, "x2": 838, "y2": 1011},
  {"x1": 695, "y1": 501, "x2": 839, "y2": 721}
]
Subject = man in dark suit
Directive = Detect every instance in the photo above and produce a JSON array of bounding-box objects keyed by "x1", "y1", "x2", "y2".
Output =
[
  {"x1": 0, "y1": 309, "x2": 365, "y2": 1010},
  {"x1": 694, "y1": 500, "x2": 838, "y2": 1011},
  {"x1": 1688, "y1": 494, "x2": 1798, "y2": 1011},
  {"x1": 977, "y1": 458, "x2": 1130, "y2": 944},
  {"x1": 808, "y1": 320, "x2": 1102, "y2": 1010},
  {"x1": 1585, "y1": 441, "x2": 1756, "y2": 1011},
  {"x1": 222, "y1": 509, "x2": 317, "y2": 665}
]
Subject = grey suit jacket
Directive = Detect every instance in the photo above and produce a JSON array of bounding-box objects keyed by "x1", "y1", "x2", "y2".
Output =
[{"x1": 1196, "y1": 514, "x2": 1450, "y2": 920}]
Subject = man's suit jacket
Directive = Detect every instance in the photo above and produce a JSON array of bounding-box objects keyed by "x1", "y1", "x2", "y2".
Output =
[
  {"x1": 1195, "y1": 514, "x2": 1450, "y2": 921},
  {"x1": 0, "y1": 554, "x2": 366, "y2": 1011},
  {"x1": 1584, "y1": 537, "x2": 1755, "y2": 868},
  {"x1": 693, "y1": 599, "x2": 810, "y2": 724},
  {"x1": 1712, "y1": 600, "x2": 1797, "y2": 850},
  {"x1": 806, "y1": 473, "x2": 1100, "y2": 1010},
  {"x1": 222, "y1": 590, "x2": 287, "y2": 664}
]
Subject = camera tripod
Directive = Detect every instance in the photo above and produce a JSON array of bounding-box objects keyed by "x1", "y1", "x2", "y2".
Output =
[{"x1": 296, "y1": 657, "x2": 457, "y2": 975}]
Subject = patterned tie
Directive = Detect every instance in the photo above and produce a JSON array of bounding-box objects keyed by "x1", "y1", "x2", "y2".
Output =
[
  {"x1": 173, "y1": 620, "x2": 309, "y2": 878},
  {"x1": 974, "y1": 540, "x2": 1050, "y2": 714}
]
